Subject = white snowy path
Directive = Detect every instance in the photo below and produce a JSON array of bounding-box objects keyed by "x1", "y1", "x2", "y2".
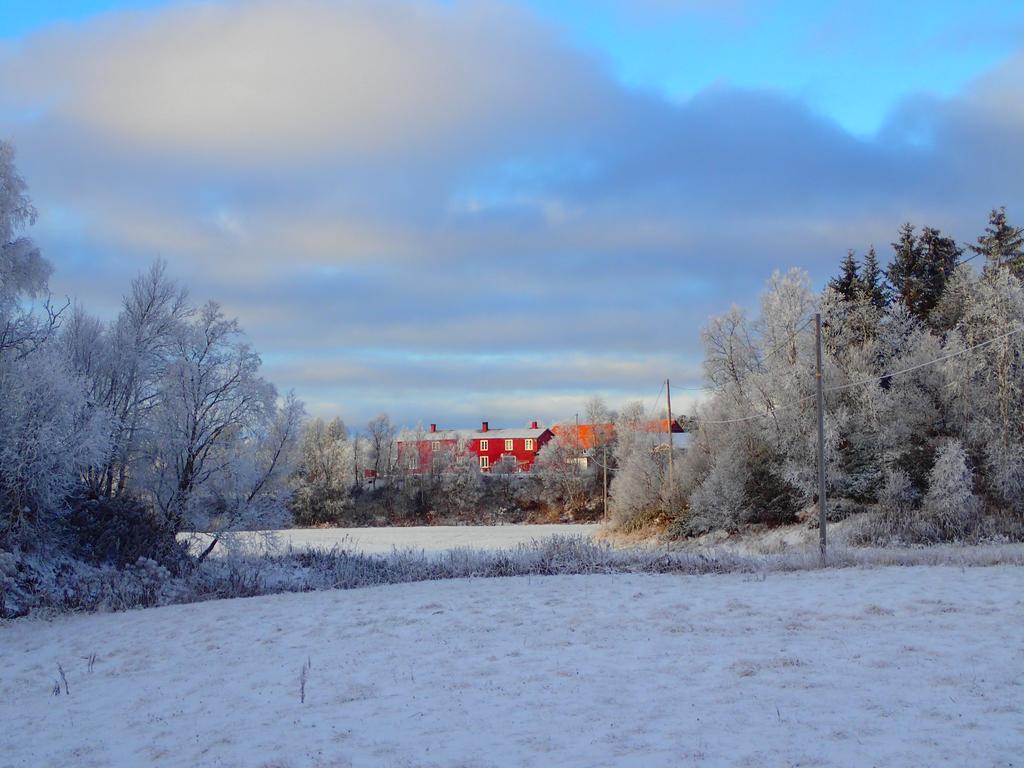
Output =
[
  {"x1": 189, "y1": 523, "x2": 602, "y2": 555},
  {"x1": 2, "y1": 567, "x2": 1022, "y2": 767}
]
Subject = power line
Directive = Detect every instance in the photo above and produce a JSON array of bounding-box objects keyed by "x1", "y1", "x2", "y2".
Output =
[
  {"x1": 823, "y1": 325, "x2": 1024, "y2": 395},
  {"x1": 665, "y1": 318, "x2": 815, "y2": 396},
  {"x1": 695, "y1": 325, "x2": 1024, "y2": 426},
  {"x1": 955, "y1": 251, "x2": 982, "y2": 268},
  {"x1": 668, "y1": 382, "x2": 712, "y2": 391},
  {"x1": 759, "y1": 317, "x2": 815, "y2": 365},
  {"x1": 697, "y1": 394, "x2": 816, "y2": 425},
  {"x1": 646, "y1": 379, "x2": 666, "y2": 417}
]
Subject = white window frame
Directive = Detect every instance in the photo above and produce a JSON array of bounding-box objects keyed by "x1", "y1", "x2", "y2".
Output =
[
  {"x1": 432, "y1": 441, "x2": 441, "y2": 451},
  {"x1": 505, "y1": 439, "x2": 514, "y2": 451},
  {"x1": 479, "y1": 439, "x2": 489, "y2": 451},
  {"x1": 479, "y1": 455, "x2": 490, "y2": 470},
  {"x1": 525, "y1": 439, "x2": 535, "y2": 451}
]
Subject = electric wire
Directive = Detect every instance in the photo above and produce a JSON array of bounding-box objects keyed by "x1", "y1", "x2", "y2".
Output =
[
  {"x1": 823, "y1": 325, "x2": 1024, "y2": 395},
  {"x1": 662, "y1": 317, "x2": 816, "y2": 395},
  {"x1": 646, "y1": 379, "x2": 666, "y2": 417},
  {"x1": 695, "y1": 325, "x2": 1024, "y2": 426}
]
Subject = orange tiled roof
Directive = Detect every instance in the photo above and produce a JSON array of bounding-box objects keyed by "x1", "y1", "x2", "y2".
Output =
[
  {"x1": 551, "y1": 423, "x2": 614, "y2": 450},
  {"x1": 552, "y1": 419, "x2": 682, "y2": 450}
]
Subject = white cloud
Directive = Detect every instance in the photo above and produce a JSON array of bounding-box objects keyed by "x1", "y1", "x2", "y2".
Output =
[{"x1": 1, "y1": 0, "x2": 622, "y2": 165}]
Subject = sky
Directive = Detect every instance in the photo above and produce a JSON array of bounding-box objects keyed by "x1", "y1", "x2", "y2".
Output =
[{"x1": 1, "y1": 0, "x2": 1023, "y2": 429}]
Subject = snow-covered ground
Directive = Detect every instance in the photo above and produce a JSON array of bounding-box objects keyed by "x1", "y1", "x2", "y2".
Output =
[
  {"x1": 188, "y1": 523, "x2": 602, "y2": 555},
  {"x1": 3, "y1": 565, "x2": 1022, "y2": 767}
]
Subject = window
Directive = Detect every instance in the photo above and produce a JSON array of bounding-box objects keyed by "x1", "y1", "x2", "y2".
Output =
[
  {"x1": 479, "y1": 439, "x2": 488, "y2": 451},
  {"x1": 432, "y1": 441, "x2": 441, "y2": 451},
  {"x1": 505, "y1": 439, "x2": 514, "y2": 451},
  {"x1": 408, "y1": 456, "x2": 418, "y2": 469},
  {"x1": 525, "y1": 439, "x2": 535, "y2": 451},
  {"x1": 479, "y1": 456, "x2": 489, "y2": 470}
]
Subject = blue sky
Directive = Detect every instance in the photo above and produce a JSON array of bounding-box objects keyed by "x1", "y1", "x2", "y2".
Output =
[
  {"x1": 1, "y1": 0, "x2": 1023, "y2": 427},
  {"x1": 0, "y1": 0, "x2": 164, "y2": 36},
  {"x1": 529, "y1": 0, "x2": 1024, "y2": 135}
]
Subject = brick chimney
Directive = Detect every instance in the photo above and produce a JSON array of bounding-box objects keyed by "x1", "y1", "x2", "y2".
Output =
[
  {"x1": 481, "y1": 421, "x2": 489, "y2": 432},
  {"x1": 530, "y1": 421, "x2": 538, "y2": 429},
  {"x1": 430, "y1": 423, "x2": 437, "y2": 433}
]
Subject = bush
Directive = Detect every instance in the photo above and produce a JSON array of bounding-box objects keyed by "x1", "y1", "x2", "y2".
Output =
[
  {"x1": 65, "y1": 494, "x2": 188, "y2": 571},
  {"x1": 921, "y1": 439, "x2": 982, "y2": 540},
  {"x1": 847, "y1": 454, "x2": 989, "y2": 546},
  {"x1": 290, "y1": 484, "x2": 354, "y2": 526},
  {"x1": 740, "y1": 448, "x2": 802, "y2": 527},
  {"x1": 0, "y1": 549, "x2": 188, "y2": 618}
]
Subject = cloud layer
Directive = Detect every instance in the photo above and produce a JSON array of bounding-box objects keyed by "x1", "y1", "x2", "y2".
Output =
[{"x1": 1, "y1": 0, "x2": 1023, "y2": 427}]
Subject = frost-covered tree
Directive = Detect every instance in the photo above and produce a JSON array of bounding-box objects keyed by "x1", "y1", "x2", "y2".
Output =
[
  {"x1": 143, "y1": 302, "x2": 277, "y2": 530},
  {"x1": 439, "y1": 453, "x2": 484, "y2": 517},
  {"x1": 938, "y1": 266, "x2": 1024, "y2": 510},
  {"x1": 532, "y1": 435, "x2": 592, "y2": 515},
  {"x1": 0, "y1": 345, "x2": 111, "y2": 547},
  {"x1": 367, "y1": 414, "x2": 397, "y2": 486},
  {"x1": 63, "y1": 261, "x2": 191, "y2": 498},
  {"x1": 0, "y1": 142, "x2": 62, "y2": 360},
  {"x1": 196, "y1": 393, "x2": 305, "y2": 560},
  {"x1": 971, "y1": 207, "x2": 1024, "y2": 277},
  {"x1": 0, "y1": 143, "x2": 110, "y2": 548},
  {"x1": 290, "y1": 416, "x2": 353, "y2": 525}
]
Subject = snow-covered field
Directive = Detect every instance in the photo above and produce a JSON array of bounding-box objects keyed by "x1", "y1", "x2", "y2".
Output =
[
  {"x1": 189, "y1": 523, "x2": 602, "y2": 555},
  {"x1": 3, "y1": 565, "x2": 1022, "y2": 767}
]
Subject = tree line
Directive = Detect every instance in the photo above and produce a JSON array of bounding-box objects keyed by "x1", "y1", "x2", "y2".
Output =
[{"x1": 635, "y1": 208, "x2": 1024, "y2": 543}]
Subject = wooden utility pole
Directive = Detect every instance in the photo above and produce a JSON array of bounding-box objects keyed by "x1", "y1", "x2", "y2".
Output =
[
  {"x1": 666, "y1": 378, "x2": 674, "y2": 498},
  {"x1": 574, "y1": 412, "x2": 581, "y2": 463},
  {"x1": 602, "y1": 442, "x2": 608, "y2": 523},
  {"x1": 814, "y1": 314, "x2": 827, "y2": 566}
]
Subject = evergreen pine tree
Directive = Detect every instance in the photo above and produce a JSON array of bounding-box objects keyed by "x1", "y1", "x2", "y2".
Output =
[
  {"x1": 918, "y1": 226, "x2": 961, "y2": 314},
  {"x1": 970, "y1": 207, "x2": 1024, "y2": 277},
  {"x1": 829, "y1": 249, "x2": 861, "y2": 301},
  {"x1": 860, "y1": 246, "x2": 887, "y2": 309},
  {"x1": 887, "y1": 223, "x2": 959, "y2": 321},
  {"x1": 887, "y1": 223, "x2": 926, "y2": 317}
]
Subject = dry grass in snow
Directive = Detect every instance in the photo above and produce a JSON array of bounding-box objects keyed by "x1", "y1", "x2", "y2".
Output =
[
  {"x1": 2, "y1": 565, "x2": 1023, "y2": 767},
  {"x1": 186, "y1": 523, "x2": 602, "y2": 556}
]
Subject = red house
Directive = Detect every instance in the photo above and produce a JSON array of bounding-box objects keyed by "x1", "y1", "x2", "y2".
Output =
[{"x1": 398, "y1": 421, "x2": 554, "y2": 474}]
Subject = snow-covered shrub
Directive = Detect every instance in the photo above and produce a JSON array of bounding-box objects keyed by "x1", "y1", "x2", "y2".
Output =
[
  {"x1": 608, "y1": 442, "x2": 664, "y2": 530},
  {"x1": 0, "y1": 550, "x2": 31, "y2": 617},
  {"x1": 686, "y1": 443, "x2": 749, "y2": 534},
  {"x1": 922, "y1": 440, "x2": 982, "y2": 540},
  {"x1": 0, "y1": 549, "x2": 187, "y2": 617},
  {"x1": 845, "y1": 469, "x2": 920, "y2": 545}
]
